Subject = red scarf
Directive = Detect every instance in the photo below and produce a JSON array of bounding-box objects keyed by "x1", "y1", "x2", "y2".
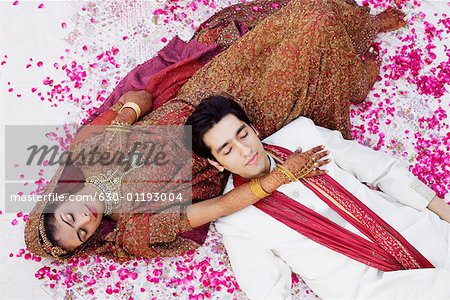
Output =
[{"x1": 233, "y1": 144, "x2": 434, "y2": 271}]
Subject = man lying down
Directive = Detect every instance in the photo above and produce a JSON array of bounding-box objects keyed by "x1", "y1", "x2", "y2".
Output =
[{"x1": 185, "y1": 95, "x2": 450, "y2": 300}]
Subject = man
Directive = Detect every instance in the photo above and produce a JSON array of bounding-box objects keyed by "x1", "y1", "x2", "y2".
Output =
[{"x1": 186, "y1": 96, "x2": 450, "y2": 299}]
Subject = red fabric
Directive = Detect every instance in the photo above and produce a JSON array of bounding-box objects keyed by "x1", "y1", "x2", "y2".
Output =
[
  {"x1": 82, "y1": 36, "x2": 221, "y2": 125},
  {"x1": 146, "y1": 58, "x2": 206, "y2": 111},
  {"x1": 72, "y1": 110, "x2": 118, "y2": 144},
  {"x1": 233, "y1": 144, "x2": 434, "y2": 271}
]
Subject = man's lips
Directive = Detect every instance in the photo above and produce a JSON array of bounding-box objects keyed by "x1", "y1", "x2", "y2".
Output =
[
  {"x1": 245, "y1": 152, "x2": 259, "y2": 166},
  {"x1": 86, "y1": 205, "x2": 97, "y2": 218}
]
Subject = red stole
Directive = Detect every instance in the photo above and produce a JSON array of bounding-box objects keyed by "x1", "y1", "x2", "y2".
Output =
[{"x1": 233, "y1": 144, "x2": 434, "y2": 271}]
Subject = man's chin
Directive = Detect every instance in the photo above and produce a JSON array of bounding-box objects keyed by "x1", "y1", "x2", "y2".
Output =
[{"x1": 241, "y1": 167, "x2": 264, "y2": 179}]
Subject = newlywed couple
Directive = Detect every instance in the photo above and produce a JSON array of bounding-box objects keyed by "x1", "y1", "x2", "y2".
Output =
[{"x1": 24, "y1": 0, "x2": 450, "y2": 299}]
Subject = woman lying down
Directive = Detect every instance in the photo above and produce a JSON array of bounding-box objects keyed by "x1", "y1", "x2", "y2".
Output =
[{"x1": 25, "y1": 0, "x2": 409, "y2": 273}]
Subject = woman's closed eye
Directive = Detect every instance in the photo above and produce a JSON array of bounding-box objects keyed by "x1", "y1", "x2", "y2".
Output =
[
  {"x1": 79, "y1": 228, "x2": 87, "y2": 241},
  {"x1": 67, "y1": 213, "x2": 75, "y2": 223}
]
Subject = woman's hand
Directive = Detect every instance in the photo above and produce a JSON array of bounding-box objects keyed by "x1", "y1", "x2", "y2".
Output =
[
  {"x1": 112, "y1": 90, "x2": 153, "y2": 125},
  {"x1": 259, "y1": 145, "x2": 330, "y2": 194},
  {"x1": 113, "y1": 107, "x2": 138, "y2": 125},
  {"x1": 281, "y1": 145, "x2": 331, "y2": 179}
]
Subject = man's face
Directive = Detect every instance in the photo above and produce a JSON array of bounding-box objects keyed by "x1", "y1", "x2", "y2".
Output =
[{"x1": 203, "y1": 114, "x2": 270, "y2": 179}]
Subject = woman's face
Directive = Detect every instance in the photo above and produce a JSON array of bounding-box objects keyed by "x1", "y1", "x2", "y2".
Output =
[{"x1": 52, "y1": 191, "x2": 105, "y2": 251}]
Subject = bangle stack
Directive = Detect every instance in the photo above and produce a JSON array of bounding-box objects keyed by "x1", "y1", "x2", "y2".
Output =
[
  {"x1": 249, "y1": 178, "x2": 270, "y2": 199},
  {"x1": 272, "y1": 161, "x2": 315, "y2": 184},
  {"x1": 276, "y1": 165, "x2": 297, "y2": 182}
]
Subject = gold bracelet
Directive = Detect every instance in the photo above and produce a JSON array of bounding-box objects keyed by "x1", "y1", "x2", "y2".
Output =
[
  {"x1": 105, "y1": 121, "x2": 132, "y2": 132},
  {"x1": 276, "y1": 165, "x2": 298, "y2": 182},
  {"x1": 111, "y1": 101, "x2": 124, "y2": 112},
  {"x1": 294, "y1": 161, "x2": 315, "y2": 179},
  {"x1": 119, "y1": 102, "x2": 142, "y2": 121},
  {"x1": 271, "y1": 168, "x2": 288, "y2": 185},
  {"x1": 249, "y1": 178, "x2": 270, "y2": 199},
  {"x1": 105, "y1": 127, "x2": 131, "y2": 133}
]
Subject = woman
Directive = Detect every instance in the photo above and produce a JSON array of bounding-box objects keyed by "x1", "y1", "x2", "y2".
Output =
[
  {"x1": 27, "y1": 90, "x2": 329, "y2": 261},
  {"x1": 25, "y1": 0, "x2": 406, "y2": 262}
]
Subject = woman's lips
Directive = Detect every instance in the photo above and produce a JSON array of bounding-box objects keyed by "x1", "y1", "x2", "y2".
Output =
[
  {"x1": 86, "y1": 205, "x2": 97, "y2": 218},
  {"x1": 246, "y1": 152, "x2": 259, "y2": 166}
]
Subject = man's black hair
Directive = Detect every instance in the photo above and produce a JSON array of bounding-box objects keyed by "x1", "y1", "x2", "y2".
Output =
[{"x1": 185, "y1": 95, "x2": 252, "y2": 160}]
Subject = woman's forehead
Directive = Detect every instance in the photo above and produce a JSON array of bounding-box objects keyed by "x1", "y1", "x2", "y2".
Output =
[{"x1": 54, "y1": 214, "x2": 80, "y2": 250}]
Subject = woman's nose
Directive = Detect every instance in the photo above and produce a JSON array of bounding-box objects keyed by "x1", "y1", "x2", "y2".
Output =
[{"x1": 79, "y1": 212, "x2": 91, "y2": 225}]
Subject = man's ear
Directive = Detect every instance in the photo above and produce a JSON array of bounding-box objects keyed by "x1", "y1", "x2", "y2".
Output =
[
  {"x1": 250, "y1": 124, "x2": 260, "y2": 137},
  {"x1": 207, "y1": 158, "x2": 225, "y2": 172}
]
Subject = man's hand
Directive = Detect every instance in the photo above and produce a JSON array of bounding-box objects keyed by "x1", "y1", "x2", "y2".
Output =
[{"x1": 427, "y1": 195, "x2": 450, "y2": 224}]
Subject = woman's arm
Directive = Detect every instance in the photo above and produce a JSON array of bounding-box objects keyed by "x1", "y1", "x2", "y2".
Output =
[
  {"x1": 112, "y1": 90, "x2": 153, "y2": 124},
  {"x1": 186, "y1": 145, "x2": 330, "y2": 228}
]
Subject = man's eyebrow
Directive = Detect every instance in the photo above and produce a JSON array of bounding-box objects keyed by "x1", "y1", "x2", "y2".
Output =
[
  {"x1": 236, "y1": 125, "x2": 246, "y2": 136},
  {"x1": 217, "y1": 125, "x2": 246, "y2": 153},
  {"x1": 60, "y1": 215, "x2": 83, "y2": 243}
]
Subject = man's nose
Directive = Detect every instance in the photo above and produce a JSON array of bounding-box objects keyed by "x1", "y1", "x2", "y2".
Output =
[{"x1": 236, "y1": 141, "x2": 251, "y2": 157}]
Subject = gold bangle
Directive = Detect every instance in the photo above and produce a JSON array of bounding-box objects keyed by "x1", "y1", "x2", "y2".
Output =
[
  {"x1": 105, "y1": 127, "x2": 131, "y2": 133},
  {"x1": 119, "y1": 102, "x2": 142, "y2": 121},
  {"x1": 105, "y1": 121, "x2": 132, "y2": 132},
  {"x1": 249, "y1": 178, "x2": 270, "y2": 199},
  {"x1": 273, "y1": 167, "x2": 294, "y2": 185},
  {"x1": 276, "y1": 165, "x2": 297, "y2": 182}
]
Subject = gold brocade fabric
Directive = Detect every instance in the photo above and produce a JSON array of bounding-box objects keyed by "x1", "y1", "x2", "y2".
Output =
[
  {"x1": 191, "y1": 0, "x2": 294, "y2": 49},
  {"x1": 173, "y1": 0, "x2": 379, "y2": 136},
  {"x1": 138, "y1": 0, "x2": 381, "y2": 209}
]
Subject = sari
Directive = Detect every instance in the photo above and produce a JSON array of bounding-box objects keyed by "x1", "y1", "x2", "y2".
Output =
[{"x1": 26, "y1": 0, "x2": 384, "y2": 262}]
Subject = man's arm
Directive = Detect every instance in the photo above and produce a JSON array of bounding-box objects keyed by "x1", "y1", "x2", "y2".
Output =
[
  {"x1": 316, "y1": 126, "x2": 449, "y2": 218},
  {"x1": 216, "y1": 222, "x2": 293, "y2": 300},
  {"x1": 427, "y1": 195, "x2": 450, "y2": 222}
]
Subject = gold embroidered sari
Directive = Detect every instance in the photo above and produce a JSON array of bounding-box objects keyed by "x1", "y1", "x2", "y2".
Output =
[{"x1": 26, "y1": 0, "x2": 383, "y2": 262}]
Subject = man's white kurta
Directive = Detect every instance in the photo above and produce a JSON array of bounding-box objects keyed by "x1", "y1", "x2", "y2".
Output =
[{"x1": 215, "y1": 117, "x2": 450, "y2": 300}]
